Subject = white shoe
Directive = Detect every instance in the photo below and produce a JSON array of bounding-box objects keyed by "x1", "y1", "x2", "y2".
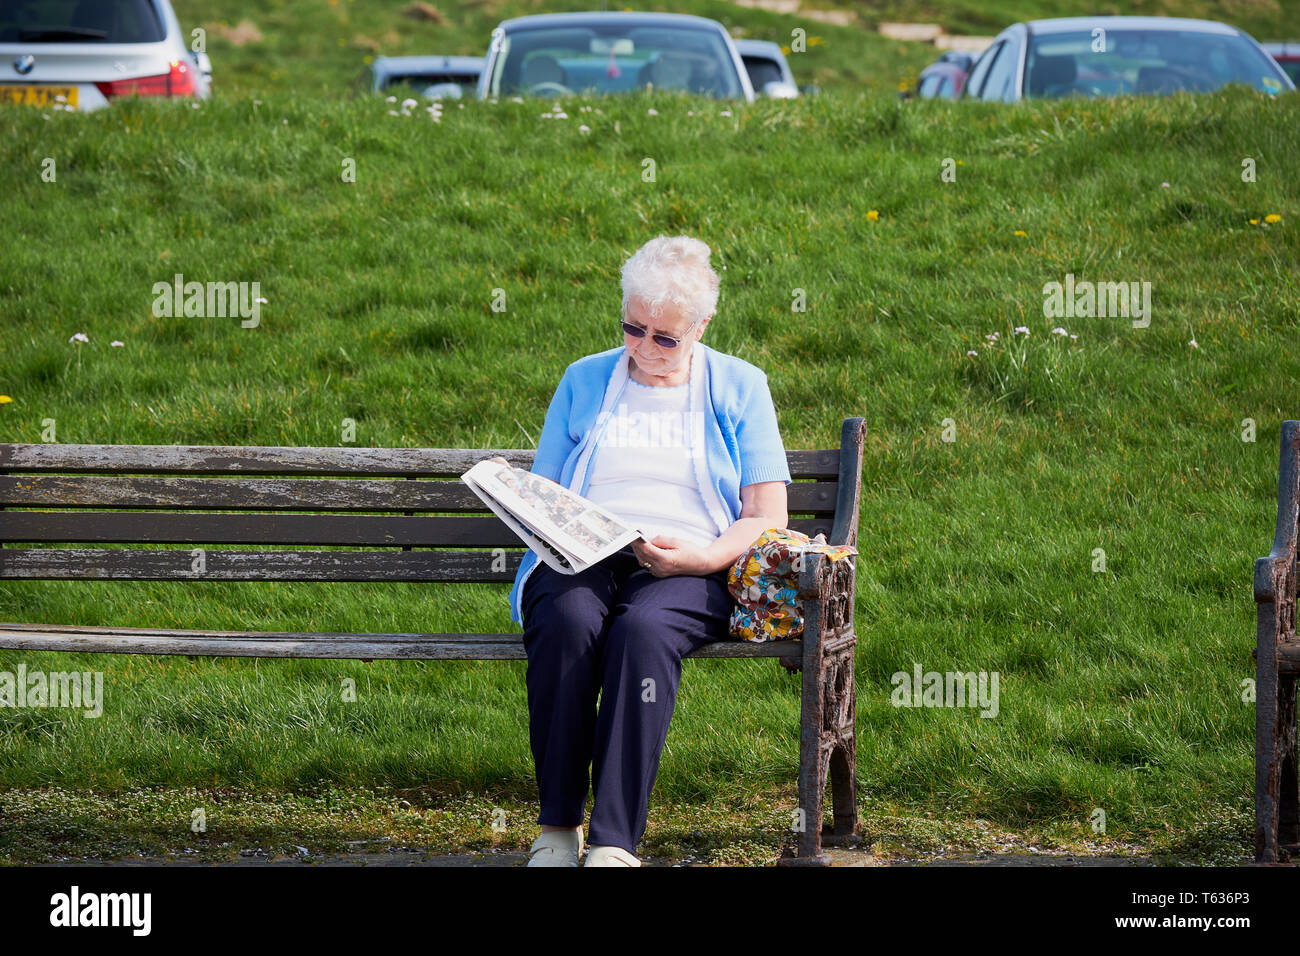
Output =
[
  {"x1": 583, "y1": 844, "x2": 641, "y2": 867},
  {"x1": 526, "y1": 829, "x2": 584, "y2": 867}
]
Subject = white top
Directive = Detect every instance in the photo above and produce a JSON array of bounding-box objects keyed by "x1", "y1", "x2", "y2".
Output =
[{"x1": 583, "y1": 375, "x2": 719, "y2": 548}]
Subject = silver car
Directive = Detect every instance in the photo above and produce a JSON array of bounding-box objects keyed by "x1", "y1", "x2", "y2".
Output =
[
  {"x1": 961, "y1": 16, "x2": 1294, "y2": 102},
  {"x1": 734, "y1": 38, "x2": 804, "y2": 98},
  {"x1": 0, "y1": 0, "x2": 212, "y2": 111},
  {"x1": 478, "y1": 11, "x2": 754, "y2": 102}
]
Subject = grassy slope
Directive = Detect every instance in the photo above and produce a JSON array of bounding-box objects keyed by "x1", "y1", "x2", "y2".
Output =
[{"x1": 0, "y1": 38, "x2": 1298, "y2": 857}]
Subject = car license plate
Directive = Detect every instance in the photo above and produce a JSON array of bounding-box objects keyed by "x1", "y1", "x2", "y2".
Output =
[{"x1": 0, "y1": 85, "x2": 78, "y2": 108}]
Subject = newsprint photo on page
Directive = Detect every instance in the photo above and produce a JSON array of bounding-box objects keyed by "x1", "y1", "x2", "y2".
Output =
[{"x1": 461, "y1": 460, "x2": 648, "y2": 574}]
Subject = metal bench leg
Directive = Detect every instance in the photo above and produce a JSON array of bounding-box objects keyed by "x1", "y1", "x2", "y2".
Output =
[
  {"x1": 780, "y1": 555, "x2": 861, "y2": 866},
  {"x1": 1279, "y1": 676, "x2": 1299, "y2": 853}
]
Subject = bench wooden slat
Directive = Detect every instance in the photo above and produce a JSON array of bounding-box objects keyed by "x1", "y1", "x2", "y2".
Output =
[
  {"x1": 0, "y1": 623, "x2": 800, "y2": 660},
  {"x1": 0, "y1": 513, "x2": 834, "y2": 547},
  {"x1": 0, "y1": 548, "x2": 522, "y2": 581},
  {"x1": 0, "y1": 444, "x2": 842, "y2": 479},
  {"x1": 0, "y1": 475, "x2": 839, "y2": 514}
]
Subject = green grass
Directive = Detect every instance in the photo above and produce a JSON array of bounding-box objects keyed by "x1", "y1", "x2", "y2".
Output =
[{"x1": 0, "y1": 80, "x2": 1297, "y2": 862}]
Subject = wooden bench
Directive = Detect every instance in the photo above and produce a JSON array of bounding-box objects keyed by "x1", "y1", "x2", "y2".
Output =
[
  {"x1": 1255, "y1": 419, "x2": 1299, "y2": 862},
  {"x1": 0, "y1": 417, "x2": 865, "y2": 865}
]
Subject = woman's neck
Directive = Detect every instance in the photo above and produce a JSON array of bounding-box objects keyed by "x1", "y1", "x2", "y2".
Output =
[{"x1": 628, "y1": 349, "x2": 693, "y2": 388}]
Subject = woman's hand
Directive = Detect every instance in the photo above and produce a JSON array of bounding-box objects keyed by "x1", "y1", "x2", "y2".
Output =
[{"x1": 631, "y1": 535, "x2": 713, "y2": 577}]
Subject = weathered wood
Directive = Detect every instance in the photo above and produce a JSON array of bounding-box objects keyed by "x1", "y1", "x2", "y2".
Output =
[
  {"x1": 0, "y1": 623, "x2": 801, "y2": 661},
  {"x1": 0, "y1": 443, "x2": 841, "y2": 479},
  {"x1": 1256, "y1": 420, "x2": 1300, "y2": 863},
  {"x1": 0, "y1": 474, "x2": 839, "y2": 514},
  {"x1": 0, "y1": 548, "x2": 522, "y2": 581},
  {"x1": 0, "y1": 512, "x2": 833, "y2": 547}
]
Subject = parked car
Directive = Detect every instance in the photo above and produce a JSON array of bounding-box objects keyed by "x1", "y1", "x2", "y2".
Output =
[
  {"x1": 1262, "y1": 42, "x2": 1300, "y2": 87},
  {"x1": 477, "y1": 11, "x2": 755, "y2": 102},
  {"x1": 960, "y1": 16, "x2": 1294, "y2": 102},
  {"x1": 909, "y1": 50, "x2": 974, "y2": 99},
  {"x1": 733, "y1": 38, "x2": 811, "y2": 97},
  {"x1": 0, "y1": 0, "x2": 211, "y2": 110},
  {"x1": 370, "y1": 54, "x2": 483, "y2": 100}
]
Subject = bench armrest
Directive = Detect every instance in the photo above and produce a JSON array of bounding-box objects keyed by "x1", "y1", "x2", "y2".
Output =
[{"x1": 1254, "y1": 421, "x2": 1299, "y2": 606}]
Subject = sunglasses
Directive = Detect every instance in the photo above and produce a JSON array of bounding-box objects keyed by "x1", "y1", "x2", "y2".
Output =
[{"x1": 619, "y1": 312, "x2": 704, "y2": 349}]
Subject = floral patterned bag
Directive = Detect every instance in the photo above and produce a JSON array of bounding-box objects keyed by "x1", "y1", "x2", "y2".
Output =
[{"x1": 726, "y1": 527, "x2": 858, "y2": 642}]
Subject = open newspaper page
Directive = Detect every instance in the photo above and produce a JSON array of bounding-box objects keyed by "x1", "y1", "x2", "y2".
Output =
[{"x1": 461, "y1": 461, "x2": 646, "y2": 574}]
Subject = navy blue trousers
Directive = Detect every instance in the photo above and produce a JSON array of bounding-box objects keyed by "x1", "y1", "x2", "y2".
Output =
[{"x1": 520, "y1": 543, "x2": 733, "y2": 854}]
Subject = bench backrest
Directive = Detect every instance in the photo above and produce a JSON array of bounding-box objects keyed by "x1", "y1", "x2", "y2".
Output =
[{"x1": 0, "y1": 418, "x2": 865, "y2": 582}]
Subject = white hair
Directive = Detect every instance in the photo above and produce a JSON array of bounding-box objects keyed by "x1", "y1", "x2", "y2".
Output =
[{"x1": 619, "y1": 235, "x2": 720, "y2": 329}]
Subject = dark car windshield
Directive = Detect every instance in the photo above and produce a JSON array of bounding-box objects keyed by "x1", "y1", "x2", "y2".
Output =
[
  {"x1": 1025, "y1": 29, "x2": 1288, "y2": 97},
  {"x1": 0, "y1": 0, "x2": 166, "y2": 43},
  {"x1": 1276, "y1": 59, "x2": 1300, "y2": 86},
  {"x1": 485, "y1": 23, "x2": 743, "y2": 98},
  {"x1": 742, "y1": 56, "x2": 784, "y2": 89}
]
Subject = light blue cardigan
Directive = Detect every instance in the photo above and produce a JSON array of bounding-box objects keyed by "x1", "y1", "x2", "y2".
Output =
[{"x1": 507, "y1": 342, "x2": 792, "y2": 625}]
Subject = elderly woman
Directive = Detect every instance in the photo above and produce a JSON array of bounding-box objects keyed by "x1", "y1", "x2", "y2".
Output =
[{"x1": 499, "y1": 235, "x2": 791, "y2": 867}]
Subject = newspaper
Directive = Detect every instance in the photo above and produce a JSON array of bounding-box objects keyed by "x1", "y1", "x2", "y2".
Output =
[{"x1": 461, "y1": 460, "x2": 647, "y2": 574}]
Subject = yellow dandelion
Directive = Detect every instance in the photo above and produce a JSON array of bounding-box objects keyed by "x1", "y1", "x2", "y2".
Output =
[
  {"x1": 1013, "y1": 229, "x2": 1027, "y2": 237},
  {"x1": 1249, "y1": 219, "x2": 1259, "y2": 225},
  {"x1": 956, "y1": 160, "x2": 964, "y2": 165},
  {"x1": 0, "y1": 395, "x2": 12, "y2": 404},
  {"x1": 1264, "y1": 214, "x2": 1281, "y2": 224},
  {"x1": 867, "y1": 210, "x2": 879, "y2": 221}
]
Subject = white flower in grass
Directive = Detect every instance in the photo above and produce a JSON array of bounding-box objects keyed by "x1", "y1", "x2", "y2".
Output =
[
  {"x1": 69, "y1": 332, "x2": 88, "y2": 343},
  {"x1": 647, "y1": 108, "x2": 658, "y2": 115},
  {"x1": 720, "y1": 109, "x2": 731, "y2": 116},
  {"x1": 110, "y1": 340, "x2": 124, "y2": 347},
  {"x1": 984, "y1": 332, "x2": 999, "y2": 342},
  {"x1": 1189, "y1": 339, "x2": 1198, "y2": 349},
  {"x1": 255, "y1": 297, "x2": 268, "y2": 305},
  {"x1": 1013, "y1": 326, "x2": 1030, "y2": 336},
  {"x1": 388, "y1": 110, "x2": 399, "y2": 116},
  {"x1": 579, "y1": 124, "x2": 591, "y2": 134},
  {"x1": 386, "y1": 96, "x2": 396, "y2": 103},
  {"x1": 401, "y1": 98, "x2": 418, "y2": 111},
  {"x1": 1161, "y1": 182, "x2": 1170, "y2": 187},
  {"x1": 1069, "y1": 334, "x2": 1078, "y2": 340},
  {"x1": 1051, "y1": 327, "x2": 1068, "y2": 336},
  {"x1": 966, "y1": 350, "x2": 978, "y2": 357}
]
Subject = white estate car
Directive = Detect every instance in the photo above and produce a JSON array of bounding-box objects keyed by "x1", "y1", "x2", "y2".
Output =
[{"x1": 0, "y1": 0, "x2": 212, "y2": 111}]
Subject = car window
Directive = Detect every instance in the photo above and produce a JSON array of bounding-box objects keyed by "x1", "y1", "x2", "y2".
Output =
[
  {"x1": 485, "y1": 24, "x2": 744, "y2": 98},
  {"x1": 1024, "y1": 29, "x2": 1289, "y2": 97},
  {"x1": 1277, "y1": 60, "x2": 1300, "y2": 85},
  {"x1": 742, "y1": 57, "x2": 784, "y2": 89},
  {"x1": 0, "y1": 0, "x2": 166, "y2": 43},
  {"x1": 981, "y1": 38, "x2": 1019, "y2": 100},
  {"x1": 964, "y1": 41, "x2": 1003, "y2": 98}
]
